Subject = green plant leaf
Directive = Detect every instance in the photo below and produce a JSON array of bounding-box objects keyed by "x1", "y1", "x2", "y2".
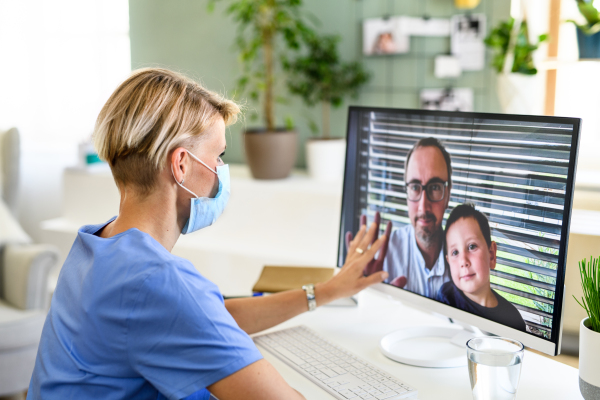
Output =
[
  {"x1": 576, "y1": 0, "x2": 600, "y2": 26},
  {"x1": 576, "y1": 256, "x2": 600, "y2": 333},
  {"x1": 307, "y1": 118, "x2": 319, "y2": 136},
  {"x1": 485, "y1": 18, "x2": 547, "y2": 75},
  {"x1": 214, "y1": 0, "x2": 318, "y2": 129},
  {"x1": 284, "y1": 115, "x2": 294, "y2": 131}
]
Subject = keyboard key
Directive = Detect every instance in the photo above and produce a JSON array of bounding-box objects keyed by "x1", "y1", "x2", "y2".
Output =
[
  {"x1": 332, "y1": 367, "x2": 347, "y2": 375},
  {"x1": 374, "y1": 392, "x2": 397, "y2": 400},
  {"x1": 315, "y1": 373, "x2": 329, "y2": 381},
  {"x1": 320, "y1": 368, "x2": 338, "y2": 378}
]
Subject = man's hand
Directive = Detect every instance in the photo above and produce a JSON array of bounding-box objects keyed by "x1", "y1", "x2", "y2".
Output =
[
  {"x1": 390, "y1": 276, "x2": 407, "y2": 288},
  {"x1": 345, "y1": 212, "x2": 392, "y2": 276},
  {"x1": 318, "y1": 219, "x2": 389, "y2": 303}
]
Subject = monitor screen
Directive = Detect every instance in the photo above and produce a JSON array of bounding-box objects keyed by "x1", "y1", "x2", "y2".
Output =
[{"x1": 339, "y1": 107, "x2": 580, "y2": 347}]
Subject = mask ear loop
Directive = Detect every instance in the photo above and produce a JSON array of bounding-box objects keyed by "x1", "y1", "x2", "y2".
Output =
[
  {"x1": 171, "y1": 165, "x2": 199, "y2": 199},
  {"x1": 186, "y1": 150, "x2": 218, "y2": 175}
]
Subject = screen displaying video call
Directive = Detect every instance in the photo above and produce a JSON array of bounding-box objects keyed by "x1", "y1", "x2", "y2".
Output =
[{"x1": 340, "y1": 108, "x2": 580, "y2": 341}]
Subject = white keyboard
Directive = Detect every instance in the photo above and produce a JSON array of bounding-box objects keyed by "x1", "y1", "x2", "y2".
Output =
[{"x1": 253, "y1": 326, "x2": 417, "y2": 400}]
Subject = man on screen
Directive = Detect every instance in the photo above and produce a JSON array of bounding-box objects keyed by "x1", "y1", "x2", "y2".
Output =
[{"x1": 383, "y1": 137, "x2": 452, "y2": 298}]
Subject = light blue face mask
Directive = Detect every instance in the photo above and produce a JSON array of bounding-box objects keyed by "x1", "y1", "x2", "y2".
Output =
[{"x1": 172, "y1": 150, "x2": 230, "y2": 234}]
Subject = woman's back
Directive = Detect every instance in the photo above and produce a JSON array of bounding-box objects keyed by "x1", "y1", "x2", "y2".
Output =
[{"x1": 27, "y1": 218, "x2": 262, "y2": 400}]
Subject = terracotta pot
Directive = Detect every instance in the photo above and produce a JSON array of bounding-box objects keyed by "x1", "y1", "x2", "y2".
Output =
[
  {"x1": 580, "y1": 318, "x2": 600, "y2": 399},
  {"x1": 305, "y1": 138, "x2": 346, "y2": 181},
  {"x1": 244, "y1": 129, "x2": 297, "y2": 180}
]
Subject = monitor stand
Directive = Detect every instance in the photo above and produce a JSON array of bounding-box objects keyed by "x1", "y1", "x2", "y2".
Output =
[{"x1": 379, "y1": 320, "x2": 485, "y2": 368}]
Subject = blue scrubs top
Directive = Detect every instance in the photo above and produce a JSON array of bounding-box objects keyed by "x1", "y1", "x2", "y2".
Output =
[{"x1": 27, "y1": 218, "x2": 263, "y2": 400}]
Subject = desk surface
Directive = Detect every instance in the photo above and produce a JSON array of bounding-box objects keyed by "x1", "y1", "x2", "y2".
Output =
[{"x1": 258, "y1": 289, "x2": 582, "y2": 400}]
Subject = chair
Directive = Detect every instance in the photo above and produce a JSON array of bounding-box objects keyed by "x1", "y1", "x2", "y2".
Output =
[{"x1": 0, "y1": 128, "x2": 59, "y2": 398}]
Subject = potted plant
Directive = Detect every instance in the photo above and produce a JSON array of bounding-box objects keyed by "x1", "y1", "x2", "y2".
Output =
[
  {"x1": 209, "y1": 0, "x2": 315, "y2": 179},
  {"x1": 574, "y1": 256, "x2": 600, "y2": 399},
  {"x1": 484, "y1": 18, "x2": 548, "y2": 115},
  {"x1": 284, "y1": 34, "x2": 370, "y2": 180},
  {"x1": 568, "y1": 0, "x2": 600, "y2": 59}
]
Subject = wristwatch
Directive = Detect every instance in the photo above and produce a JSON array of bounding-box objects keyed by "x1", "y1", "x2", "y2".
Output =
[{"x1": 302, "y1": 283, "x2": 317, "y2": 311}]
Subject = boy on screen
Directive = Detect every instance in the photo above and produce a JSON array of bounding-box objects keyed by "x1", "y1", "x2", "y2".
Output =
[{"x1": 437, "y1": 204, "x2": 527, "y2": 332}]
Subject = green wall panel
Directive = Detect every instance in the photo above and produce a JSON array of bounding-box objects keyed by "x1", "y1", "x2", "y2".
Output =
[{"x1": 129, "y1": 0, "x2": 510, "y2": 168}]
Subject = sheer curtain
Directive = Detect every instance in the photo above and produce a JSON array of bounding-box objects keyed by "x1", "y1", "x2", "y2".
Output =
[{"x1": 0, "y1": 0, "x2": 131, "y2": 240}]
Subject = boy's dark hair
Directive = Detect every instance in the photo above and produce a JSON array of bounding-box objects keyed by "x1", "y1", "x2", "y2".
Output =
[
  {"x1": 444, "y1": 203, "x2": 492, "y2": 256},
  {"x1": 405, "y1": 137, "x2": 453, "y2": 185}
]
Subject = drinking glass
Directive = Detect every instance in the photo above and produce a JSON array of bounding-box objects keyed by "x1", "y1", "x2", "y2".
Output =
[{"x1": 466, "y1": 337, "x2": 525, "y2": 400}]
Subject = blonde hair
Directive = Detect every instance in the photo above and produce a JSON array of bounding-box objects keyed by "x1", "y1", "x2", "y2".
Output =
[{"x1": 93, "y1": 68, "x2": 239, "y2": 195}]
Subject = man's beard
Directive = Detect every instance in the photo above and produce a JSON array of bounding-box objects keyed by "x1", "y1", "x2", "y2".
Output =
[{"x1": 414, "y1": 212, "x2": 442, "y2": 247}]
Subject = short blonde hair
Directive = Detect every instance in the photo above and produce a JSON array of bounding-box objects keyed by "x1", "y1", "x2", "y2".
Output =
[{"x1": 93, "y1": 68, "x2": 239, "y2": 194}]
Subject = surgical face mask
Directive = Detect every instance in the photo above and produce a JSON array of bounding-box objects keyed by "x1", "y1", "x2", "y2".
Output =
[{"x1": 172, "y1": 150, "x2": 230, "y2": 234}]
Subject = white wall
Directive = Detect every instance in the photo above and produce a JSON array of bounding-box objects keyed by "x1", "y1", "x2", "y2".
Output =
[
  {"x1": 554, "y1": 0, "x2": 600, "y2": 172},
  {"x1": 0, "y1": 0, "x2": 131, "y2": 242}
]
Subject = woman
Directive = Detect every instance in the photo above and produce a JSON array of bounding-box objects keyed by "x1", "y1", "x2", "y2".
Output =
[{"x1": 27, "y1": 68, "x2": 388, "y2": 400}]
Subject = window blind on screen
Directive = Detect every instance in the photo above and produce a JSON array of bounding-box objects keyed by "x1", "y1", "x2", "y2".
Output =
[{"x1": 357, "y1": 111, "x2": 574, "y2": 340}]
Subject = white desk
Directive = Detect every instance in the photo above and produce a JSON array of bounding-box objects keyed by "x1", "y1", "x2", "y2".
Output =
[{"x1": 259, "y1": 289, "x2": 582, "y2": 400}]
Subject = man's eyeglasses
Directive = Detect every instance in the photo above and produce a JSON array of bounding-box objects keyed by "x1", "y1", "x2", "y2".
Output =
[{"x1": 405, "y1": 181, "x2": 448, "y2": 202}]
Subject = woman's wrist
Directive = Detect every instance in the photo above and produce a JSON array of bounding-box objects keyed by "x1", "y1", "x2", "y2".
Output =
[{"x1": 314, "y1": 281, "x2": 337, "y2": 308}]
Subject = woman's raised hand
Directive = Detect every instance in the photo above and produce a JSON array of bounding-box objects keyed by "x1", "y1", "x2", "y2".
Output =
[
  {"x1": 319, "y1": 215, "x2": 390, "y2": 302},
  {"x1": 345, "y1": 212, "x2": 392, "y2": 276}
]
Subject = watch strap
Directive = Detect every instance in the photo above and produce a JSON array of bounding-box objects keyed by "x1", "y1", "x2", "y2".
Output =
[{"x1": 302, "y1": 283, "x2": 317, "y2": 311}]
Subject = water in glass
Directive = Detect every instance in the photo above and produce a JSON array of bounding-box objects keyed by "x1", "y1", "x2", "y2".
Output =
[{"x1": 467, "y1": 337, "x2": 524, "y2": 400}]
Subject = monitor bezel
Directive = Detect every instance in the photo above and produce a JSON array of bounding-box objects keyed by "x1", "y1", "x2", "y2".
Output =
[{"x1": 338, "y1": 106, "x2": 582, "y2": 356}]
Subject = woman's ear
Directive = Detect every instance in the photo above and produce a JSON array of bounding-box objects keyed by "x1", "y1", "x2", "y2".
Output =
[
  {"x1": 489, "y1": 241, "x2": 497, "y2": 270},
  {"x1": 170, "y1": 147, "x2": 189, "y2": 184}
]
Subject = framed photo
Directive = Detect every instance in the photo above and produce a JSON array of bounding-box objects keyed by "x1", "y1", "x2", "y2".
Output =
[
  {"x1": 420, "y1": 88, "x2": 474, "y2": 112},
  {"x1": 363, "y1": 17, "x2": 409, "y2": 55}
]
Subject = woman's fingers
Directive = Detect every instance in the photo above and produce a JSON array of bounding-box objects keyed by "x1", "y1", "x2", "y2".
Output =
[
  {"x1": 355, "y1": 221, "x2": 378, "y2": 256},
  {"x1": 347, "y1": 234, "x2": 386, "y2": 274},
  {"x1": 346, "y1": 224, "x2": 367, "y2": 258},
  {"x1": 345, "y1": 231, "x2": 353, "y2": 251},
  {"x1": 363, "y1": 269, "x2": 388, "y2": 288},
  {"x1": 363, "y1": 233, "x2": 385, "y2": 260}
]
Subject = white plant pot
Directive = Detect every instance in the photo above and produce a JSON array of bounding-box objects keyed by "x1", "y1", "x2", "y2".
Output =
[
  {"x1": 580, "y1": 318, "x2": 600, "y2": 399},
  {"x1": 496, "y1": 73, "x2": 545, "y2": 116},
  {"x1": 306, "y1": 138, "x2": 346, "y2": 181}
]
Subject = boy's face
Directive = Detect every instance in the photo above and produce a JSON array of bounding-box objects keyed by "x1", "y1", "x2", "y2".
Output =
[{"x1": 445, "y1": 217, "x2": 497, "y2": 297}]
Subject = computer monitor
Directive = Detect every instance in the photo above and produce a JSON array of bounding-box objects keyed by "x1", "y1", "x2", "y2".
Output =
[{"x1": 338, "y1": 107, "x2": 580, "y2": 365}]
